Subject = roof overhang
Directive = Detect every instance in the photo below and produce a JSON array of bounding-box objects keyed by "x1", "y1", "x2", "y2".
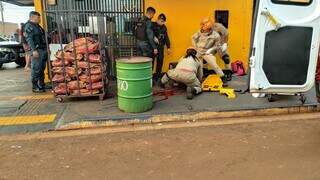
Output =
[{"x1": 2, "y1": 0, "x2": 34, "y2": 6}]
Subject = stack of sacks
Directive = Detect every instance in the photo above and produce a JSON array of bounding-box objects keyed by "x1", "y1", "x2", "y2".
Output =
[{"x1": 52, "y1": 37, "x2": 105, "y2": 96}]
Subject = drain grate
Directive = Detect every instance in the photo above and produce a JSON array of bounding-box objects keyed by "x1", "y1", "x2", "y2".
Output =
[{"x1": 14, "y1": 99, "x2": 49, "y2": 116}]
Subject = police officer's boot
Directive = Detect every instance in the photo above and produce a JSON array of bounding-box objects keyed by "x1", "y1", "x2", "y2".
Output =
[
  {"x1": 39, "y1": 79, "x2": 52, "y2": 90},
  {"x1": 32, "y1": 81, "x2": 45, "y2": 93},
  {"x1": 38, "y1": 80, "x2": 46, "y2": 91},
  {"x1": 186, "y1": 87, "x2": 196, "y2": 100}
]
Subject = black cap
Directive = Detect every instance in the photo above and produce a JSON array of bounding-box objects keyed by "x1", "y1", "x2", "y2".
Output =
[
  {"x1": 29, "y1": 11, "x2": 41, "y2": 17},
  {"x1": 158, "y1": 13, "x2": 167, "y2": 21}
]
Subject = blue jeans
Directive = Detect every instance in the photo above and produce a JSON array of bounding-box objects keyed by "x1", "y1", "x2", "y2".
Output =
[
  {"x1": 31, "y1": 49, "x2": 48, "y2": 83},
  {"x1": 137, "y1": 40, "x2": 153, "y2": 58}
]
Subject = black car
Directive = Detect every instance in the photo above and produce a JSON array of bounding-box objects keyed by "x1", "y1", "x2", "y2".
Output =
[{"x1": 0, "y1": 37, "x2": 26, "y2": 68}]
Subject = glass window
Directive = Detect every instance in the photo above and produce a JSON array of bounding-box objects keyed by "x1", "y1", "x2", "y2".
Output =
[
  {"x1": 272, "y1": 0, "x2": 312, "y2": 6},
  {"x1": 215, "y1": 11, "x2": 229, "y2": 28}
]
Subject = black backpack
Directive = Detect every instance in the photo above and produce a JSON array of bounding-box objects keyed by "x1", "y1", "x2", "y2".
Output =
[{"x1": 134, "y1": 17, "x2": 147, "y2": 41}]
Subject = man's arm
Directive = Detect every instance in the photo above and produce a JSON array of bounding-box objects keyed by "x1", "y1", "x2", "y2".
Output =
[
  {"x1": 215, "y1": 23, "x2": 229, "y2": 44},
  {"x1": 146, "y1": 20, "x2": 157, "y2": 50},
  {"x1": 24, "y1": 24, "x2": 37, "y2": 51},
  {"x1": 214, "y1": 33, "x2": 225, "y2": 56},
  {"x1": 221, "y1": 24, "x2": 229, "y2": 44},
  {"x1": 164, "y1": 26, "x2": 171, "y2": 49},
  {"x1": 220, "y1": 29, "x2": 229, "y2": 44},
  {"x1": 152, "y1": 22, "x2": 159, "y2": 45},
  {"x1": 192, "y1": 32, "x2": 200, "y2": 48}
]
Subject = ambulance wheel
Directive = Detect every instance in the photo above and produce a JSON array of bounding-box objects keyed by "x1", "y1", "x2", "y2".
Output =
[
  {"x1": 56, "y1": 97, "x2": 64, "y2": 103},
  {"x1": 267, "y1": 94, "x2": 275, "y2": 102},
  {"x1": 299, "y1": 95, "x2": 307, "y2": 104}
]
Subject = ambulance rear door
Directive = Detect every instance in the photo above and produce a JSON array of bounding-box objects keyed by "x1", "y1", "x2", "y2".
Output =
[{"x1": 249, "y1": 0, "x2": 320, "y2": 93}]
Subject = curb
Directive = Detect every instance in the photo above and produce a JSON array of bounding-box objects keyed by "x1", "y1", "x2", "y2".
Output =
[{"x1": 56, "y1": 104, "x2": 320, "y2": 131}]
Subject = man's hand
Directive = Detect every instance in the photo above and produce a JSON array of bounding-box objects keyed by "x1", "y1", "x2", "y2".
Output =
[
  {"x1": 154, "y1": 37, "x2": 159, "y2": 44},
  {"x1": 154, "y1": 49, "x2": 158, "y2": 55},
  {"x1": 167, "y1": 48, "x2": 171, "y2": 55},
  {"x1": 32, "y1": 50, "x2": 40, "y2": 58},
  {"x1": 221, "y1": 43, "x2": 228, "y2": 52}
]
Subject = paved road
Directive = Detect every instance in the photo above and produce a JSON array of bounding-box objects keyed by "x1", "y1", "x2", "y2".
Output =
[{"x1": 1, "y1": 118, "x2": 320, "y2": 180}]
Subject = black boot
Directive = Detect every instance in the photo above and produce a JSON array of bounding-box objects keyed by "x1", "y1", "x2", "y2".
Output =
[
  {"x1": 152, "y1": 75, "x2": 158, "y2": 87},
  {"x1": 225, "y1": 70, "x2": 233, "y2": 81},
  {"x1": 186, "y1": 87, "x2": 196, "y2": 100},
  {"x1": 222, "y1": 54, "x2": 230, "y2": 64},
  {"x1": 220, "y1": 75, "x2": 228, "y2": 86},
  {"x1": 159, "y1": 81, "x2": 166, "y2": 89},
  {"x1": 38, "y1": 80, "x2": 46, "y2": 91},
  {"x1": 39, "y1": 79, "x2": 52, "y2": 90},
  {"x1": 32, "y1": 81, "x2": 45, "y2": 93}
]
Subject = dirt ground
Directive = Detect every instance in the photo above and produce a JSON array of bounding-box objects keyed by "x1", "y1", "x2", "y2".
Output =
[{"x1": 1, "y1": 118, "x2": 320, "y2": 180}]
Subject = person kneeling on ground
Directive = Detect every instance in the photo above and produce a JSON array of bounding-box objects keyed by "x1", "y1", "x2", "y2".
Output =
[{"x1": 161, "y1": 48, "x2": 203, "y2": 100}]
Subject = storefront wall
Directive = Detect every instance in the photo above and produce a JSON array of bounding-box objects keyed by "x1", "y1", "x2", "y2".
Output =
[
  {"x1": 145, "y1": 0, "x2": 254, "y2": 71},
  {"x1": 35, "y1": 0, "x2": 254, "y2": 71}
]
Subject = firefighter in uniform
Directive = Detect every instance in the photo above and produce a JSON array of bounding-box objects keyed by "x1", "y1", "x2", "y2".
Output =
[
  {"x1": 161, "y1": 48, "x2": 203, "y2": 100},
  {"x1": 24, "y1": 11, "x2": 48, "y2": 93},
  {"x1": 192, "y1": 17, "x2": 231, "y2": 83}
]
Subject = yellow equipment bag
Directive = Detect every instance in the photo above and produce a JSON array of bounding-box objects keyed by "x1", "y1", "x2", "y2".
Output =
[{"x1": 202, "y1": 75, "x2": 236, "y2": 99}]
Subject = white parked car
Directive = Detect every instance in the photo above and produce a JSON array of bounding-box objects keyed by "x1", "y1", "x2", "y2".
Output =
[{"x1": 0, "y1": 37, "x2": 25, "y2": 68}]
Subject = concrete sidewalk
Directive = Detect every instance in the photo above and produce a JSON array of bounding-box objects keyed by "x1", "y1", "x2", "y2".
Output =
[
  {"x1": 54, "y1": 75, "x2": 318, "y2": 128},
  {"x1": 0, "y1": 63, "x2": 319, "y2": 134}
]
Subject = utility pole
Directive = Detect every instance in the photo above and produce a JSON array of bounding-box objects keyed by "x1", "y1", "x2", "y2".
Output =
[{"x1": 0, "y1": 1, "x2": 4, "y2": 36}]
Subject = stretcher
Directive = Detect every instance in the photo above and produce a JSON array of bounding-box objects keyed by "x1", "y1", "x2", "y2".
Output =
[{"x1": 202, "y1": 75, "x2": 236, "y2": 99}]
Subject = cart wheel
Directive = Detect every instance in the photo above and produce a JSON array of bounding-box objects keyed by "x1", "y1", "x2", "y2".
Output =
[
  {"x1": 267, "y1": 94, "x2": 275, "y2": 102},
  {"x1": 99, "y1": 94, "x2": 105, "y2": 101},
  {"x1": 300, "y1": 94, "x2": 307, "y2": 104},
  {"x1": 56, "y1": 97, "x2": 64, "y2": 103}
]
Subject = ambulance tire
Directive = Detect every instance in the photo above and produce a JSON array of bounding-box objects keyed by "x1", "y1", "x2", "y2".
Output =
[
  {"x1": 299, "y1": 94, "x2": 306, "y2": 104},
  {"x1": 267, "y1": 94, "x2": 275, "y2": 102}
]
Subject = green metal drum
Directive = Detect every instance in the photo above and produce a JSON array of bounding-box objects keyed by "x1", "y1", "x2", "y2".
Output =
[{"x1": 116, "y1": 57, "x2": 153, "y2": 113}]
